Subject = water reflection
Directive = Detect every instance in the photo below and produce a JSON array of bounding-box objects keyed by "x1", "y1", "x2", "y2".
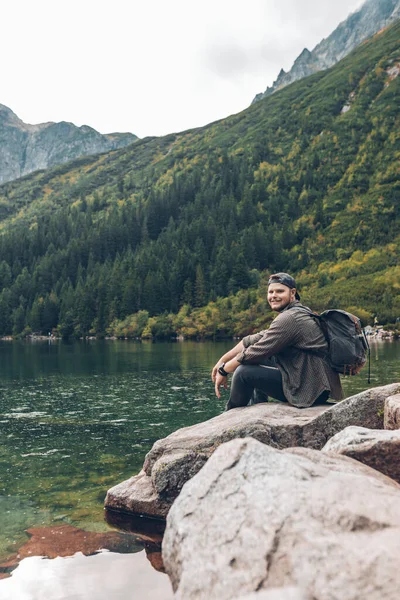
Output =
[
  {"x1": 105, "y1": 510, "x2": 166, "y2": 573},
  {"x1": 0, "y1": 550, "x2": 173, "y2": 600},
  {"x1": 0, "y1": 339, "x2": 232, "y2": 380}
]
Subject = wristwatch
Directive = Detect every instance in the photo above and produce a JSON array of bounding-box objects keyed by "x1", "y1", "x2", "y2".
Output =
[{"x1": 218, "y1": 363, "x2": 229, "y2": 377}]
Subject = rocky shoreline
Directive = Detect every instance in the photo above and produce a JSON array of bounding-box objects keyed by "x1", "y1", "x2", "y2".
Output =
[{"x1": 105, "y1": 383, "x2": 400, "y2": 599}]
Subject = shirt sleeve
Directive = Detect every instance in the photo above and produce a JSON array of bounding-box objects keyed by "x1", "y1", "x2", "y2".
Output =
[
  {"x1": 236, "y1": 312, "x2": 301, "y2": 363},
  {"x1": 242, "y1": 332, "x2": 264, "y2": 348}
]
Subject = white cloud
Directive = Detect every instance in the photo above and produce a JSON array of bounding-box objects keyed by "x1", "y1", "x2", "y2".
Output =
[{"x1": 1, "y1": 0, "x2": 365, "y2": 138}]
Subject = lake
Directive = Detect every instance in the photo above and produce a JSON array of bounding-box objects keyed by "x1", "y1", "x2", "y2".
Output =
[{"x1": 0, "y1": 339, "x2": 398, "y2": 598}]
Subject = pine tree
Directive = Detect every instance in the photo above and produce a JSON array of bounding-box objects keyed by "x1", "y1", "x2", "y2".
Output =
[{"x1": 195, "y1": 265, "x2": 206, "y2": 307}]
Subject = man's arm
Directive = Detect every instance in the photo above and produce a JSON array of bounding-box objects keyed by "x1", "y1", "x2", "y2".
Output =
[
  {"x1": 211, "y1": 340, "x2": 244, "y2": 383},
  {"x1": 211, "y1": 328, "x2": 266, "y2": 383},
  {"x1": 213, "y1": 341, "x2": 249, "y2": 399},
  {"x1": 235, "y1": 312, "x2": 300, "y2": 364},
  {"x1": 212, "y1": 328, "x2": 273, "y2": 397}
]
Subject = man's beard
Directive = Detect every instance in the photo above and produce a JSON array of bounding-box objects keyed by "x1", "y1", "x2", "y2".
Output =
[{"x1": 269, "y1": 300, "x2": 290, "y2": 313}]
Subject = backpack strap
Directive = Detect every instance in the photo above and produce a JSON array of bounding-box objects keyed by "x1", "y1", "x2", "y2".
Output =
[{"x1": 287, "y1": 305, "x2": 329, "y2": 358}]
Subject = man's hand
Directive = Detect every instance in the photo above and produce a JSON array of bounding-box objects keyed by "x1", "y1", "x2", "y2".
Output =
[
  {"x1": 214, "y1": 372, "x2": 228, "y2": 398},
  {"x1": 211, "y1": 342, "x2": 243, "y2": 383},
  {"x1": 211, "y1": 362, "x2": 222, "y2": 383}
]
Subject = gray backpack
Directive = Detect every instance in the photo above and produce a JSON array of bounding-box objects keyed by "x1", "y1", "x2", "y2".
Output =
[
  {"x1": 314, "y1": 310, "x2": 369, "y2": 377},
  {"x1": 293, "y1": 307, "x2": 370, "y2": 379}
]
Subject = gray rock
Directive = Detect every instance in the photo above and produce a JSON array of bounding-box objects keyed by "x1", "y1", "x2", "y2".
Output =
[
  {"x1": 104, "y1": 383, "x2": 400, "y2": 518},
  {"x1": 105, "y1": 470, "x2": 170, "y2": 518},
  {"x1": 162, "y1": 438, "x2": 400, "y2": 600},
  {"x1": 322, "y1": 425, "x2": 400, "y2": 482},
  {"x1": 385, "y1": 394, "x2": 400, "y2": 429},
  {"x1": 0, "y1": 103, "x2": 137, "y2": 185},
  {"x1": 252, "y1": 0, "x2": 400, "y2": 103},
  {"x1": 300, "y1": 382, "x2": 399, "y2": 447}
]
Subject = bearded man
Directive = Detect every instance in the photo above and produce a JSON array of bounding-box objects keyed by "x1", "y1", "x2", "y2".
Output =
[{"x1": 212, "y1": 273, "x2": 343, "y2": 410}]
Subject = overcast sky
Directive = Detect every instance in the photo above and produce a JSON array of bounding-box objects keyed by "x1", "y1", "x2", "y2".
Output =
[{"x1": 2, "y1": 0, "x2": 365, "y2": 138}]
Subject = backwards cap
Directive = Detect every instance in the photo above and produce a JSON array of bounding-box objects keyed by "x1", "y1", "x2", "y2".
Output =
[{"x1": 268, "y1": 272, "x2": 300, "y2": 300}]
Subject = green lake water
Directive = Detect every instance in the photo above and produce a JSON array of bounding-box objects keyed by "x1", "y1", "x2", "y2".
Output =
[{"x1": 0, "y1": 339, "x2": 398, "y2": 573}]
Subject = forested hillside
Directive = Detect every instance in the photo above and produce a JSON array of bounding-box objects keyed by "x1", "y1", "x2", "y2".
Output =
[{"x1": 0, "y1": 22, "x2": 399, "y2": 338}]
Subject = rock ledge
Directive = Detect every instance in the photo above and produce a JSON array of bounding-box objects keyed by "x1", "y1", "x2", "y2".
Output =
[{"x1": 105, "y1": 383, "x2": 400, "y2": 519}]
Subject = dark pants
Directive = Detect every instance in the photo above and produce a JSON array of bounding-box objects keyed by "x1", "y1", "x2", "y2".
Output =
[{"x1": 226, "y1": 360, "x2": 329, "y2": 411}]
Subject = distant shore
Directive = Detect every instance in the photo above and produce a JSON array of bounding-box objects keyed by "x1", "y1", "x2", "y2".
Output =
[{"x1": 1, "y1": 327, "x2": 399, "y2": 343}]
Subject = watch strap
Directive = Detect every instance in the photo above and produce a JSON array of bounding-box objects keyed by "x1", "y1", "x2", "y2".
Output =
[{"x1": 218, "y1": 363, "x2": 229, "y2": 377}]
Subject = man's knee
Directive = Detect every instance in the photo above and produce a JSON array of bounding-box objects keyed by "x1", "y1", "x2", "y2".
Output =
[{"x1": 232, "y1": 364, "x2": 247, "y2": 384}]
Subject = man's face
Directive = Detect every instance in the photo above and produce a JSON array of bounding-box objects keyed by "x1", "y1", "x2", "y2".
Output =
[{"x1": 267, "y1": 283, "x2": 296, "y2": 312}]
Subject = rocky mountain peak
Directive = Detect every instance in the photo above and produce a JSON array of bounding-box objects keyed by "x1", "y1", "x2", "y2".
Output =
[
  {"x1": 252, "y1": 0, "x2": 400, "y2": 103},
  {"x1": 0, "y1": 104, "x2": 53, "y2": 133},
  {"x1": 0, "y1": 105, "x2": 138, "y2": 185},
  {"x1": 295, "y1": 48, "x2": 312, "y2": 63},
  {"x1": 0, "y1": 103, "x2": 23, "y2": 126}
]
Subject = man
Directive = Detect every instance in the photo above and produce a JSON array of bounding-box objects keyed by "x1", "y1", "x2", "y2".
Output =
[{"x1": 212, "y1": 273, "x2": 343, "y2": 410}]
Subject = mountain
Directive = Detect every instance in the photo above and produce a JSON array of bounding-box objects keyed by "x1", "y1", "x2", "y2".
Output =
[
  {"x1": 0, "y1": 104, "x2": 137, "y2": 184},
  {"x1": 252, "y1": 0, "x2": 400, "y2": 103},
  {"x1": 0, "y1": 20, "x2": 398, "y2": 339}
]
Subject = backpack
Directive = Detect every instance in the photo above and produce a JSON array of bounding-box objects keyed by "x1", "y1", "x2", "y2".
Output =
[
  {"x1": 314, "y1": 310, "x2": 370, "y2": 377},
  {"x1": 293, "y1": 307, "x2": 370, "y2": 379}
]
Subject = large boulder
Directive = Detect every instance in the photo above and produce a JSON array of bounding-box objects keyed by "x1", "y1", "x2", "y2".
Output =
[
  {"x1": 322, "y1": 426, "x2": 400, "y2": 482},
  {"x1": 384, "y1": 394, "x2": 400, "y2": 430},
  {"x1": 162, "y1": 438, "x2": 400, "y2": 600},
  {"x1": 105, "y1": 384, "x2": 400, "y2": 518}
]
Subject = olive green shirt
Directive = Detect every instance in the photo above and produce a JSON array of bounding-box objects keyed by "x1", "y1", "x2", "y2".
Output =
[{"x1": 236, "y1": 301, "x2": 344, "y2": 407}]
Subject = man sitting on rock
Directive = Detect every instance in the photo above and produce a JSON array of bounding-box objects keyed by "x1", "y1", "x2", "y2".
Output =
[{"x1": 212, "y1": 272, "x2": 343, "y2": 410}]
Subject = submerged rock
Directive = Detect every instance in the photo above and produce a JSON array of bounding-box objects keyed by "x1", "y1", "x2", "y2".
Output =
[
  {"x1": 322, "y1": 425, "x2": 400, "y2": 482},
  {"x1": 18, "y1": 524, "x2": 140, "y2": 558},
  {"x1": 0, "y1": 524, "x2": 141, "y2": 579},
  {"x1": 162, "y1": 438, "x2": 400, "y2": 600},
  {"x1": 105, "y1": 383, "x2": 400, "y2": 519}
]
